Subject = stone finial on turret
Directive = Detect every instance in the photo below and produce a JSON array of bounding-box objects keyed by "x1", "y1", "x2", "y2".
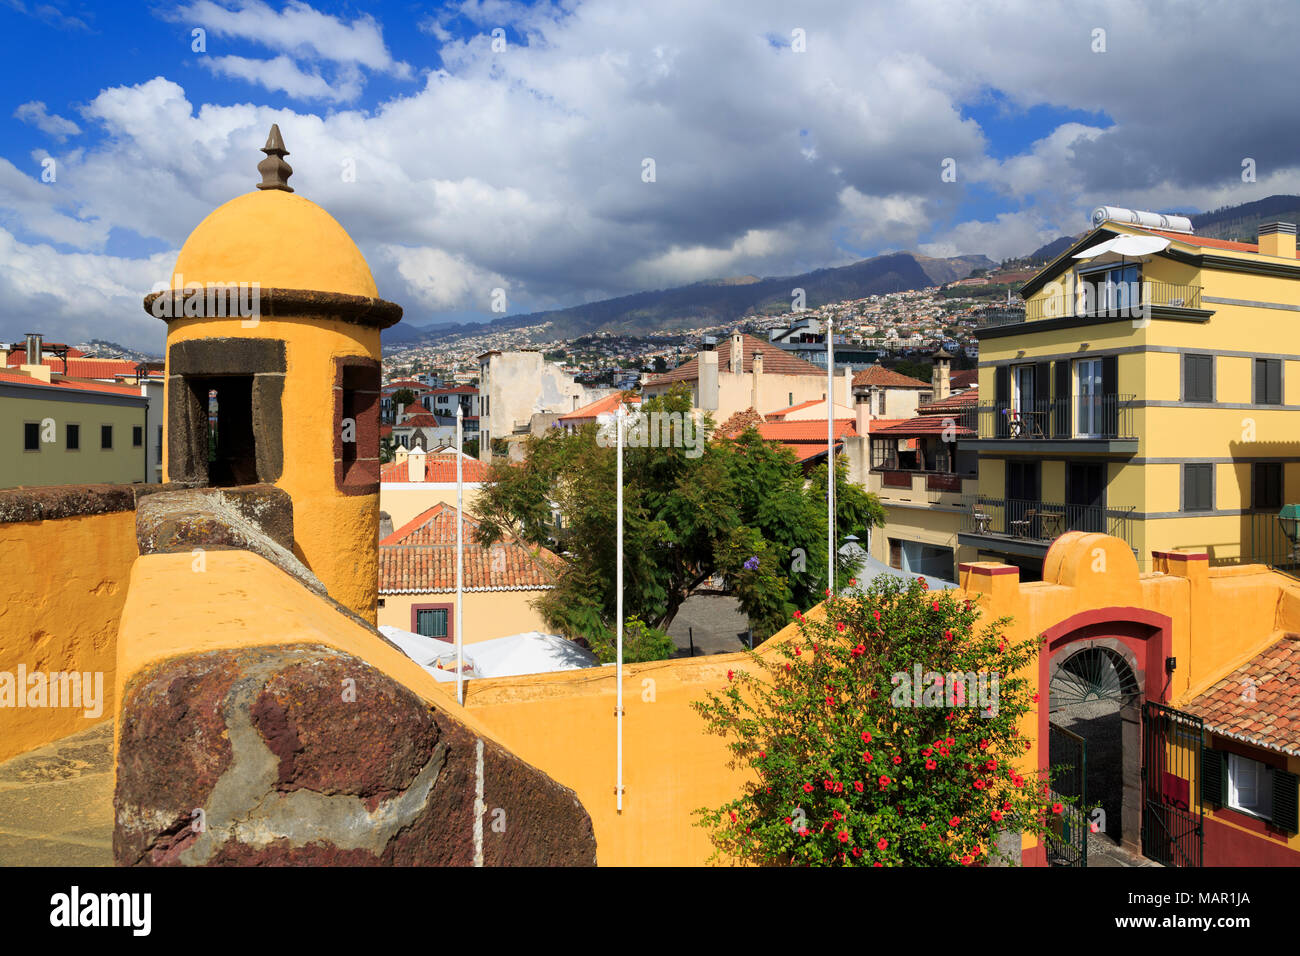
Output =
[{"x1": 256, "y1": 124, "x2": 294, "y2": 193}]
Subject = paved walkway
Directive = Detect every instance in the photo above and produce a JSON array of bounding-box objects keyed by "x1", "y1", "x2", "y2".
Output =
[
  {"x1": 0, "y1": 721, "x2": 114, "y2": 866},
  {"x1": 666, "y1": 593, "x2": 753, "y2": 657}
]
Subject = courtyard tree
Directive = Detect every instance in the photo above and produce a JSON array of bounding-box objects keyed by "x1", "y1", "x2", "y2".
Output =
[
  {"x1": 694, "y1": 575, "x2": 1061, "y2": 865},
  {"x1": 473, "y1": 385, "x2": 884, "y2": 660}
]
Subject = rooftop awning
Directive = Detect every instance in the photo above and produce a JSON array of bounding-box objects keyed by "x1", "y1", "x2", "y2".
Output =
[{"x1": 1072, "y1": 234, "x2": 1170, "y2": 260}]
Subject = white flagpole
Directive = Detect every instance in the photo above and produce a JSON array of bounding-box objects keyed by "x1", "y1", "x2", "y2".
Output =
[
  {"x1": 456, "y1": 404, "x2": 465, "y2": 707},
  {"x1": 616, "y1": 402, "x2": 625, "y2": 813},
  {"x1": 827, "y1": 315, "x2": 835, "y2": 594}
]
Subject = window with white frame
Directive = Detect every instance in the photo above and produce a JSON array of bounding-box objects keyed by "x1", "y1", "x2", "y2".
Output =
[
  {"x1": 1227, "y1": 752, "x2": 1273, "y2": 818},
  {"x1": 1075, "y1": 358, "x2": 1103, "y2": 437}
]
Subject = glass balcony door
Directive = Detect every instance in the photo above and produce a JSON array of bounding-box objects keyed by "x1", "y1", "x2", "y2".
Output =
[{"x1": 1075, "y1": 358, "x2": 1103, "y2": 437}]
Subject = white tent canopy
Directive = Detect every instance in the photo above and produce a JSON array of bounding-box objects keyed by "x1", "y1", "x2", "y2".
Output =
[
  {"x1": 1072, "y1": 234, "x2": 1170, "y2": 260},
  {"x1": 379, "y1": 626, "x2": 598, "y2": 682}
]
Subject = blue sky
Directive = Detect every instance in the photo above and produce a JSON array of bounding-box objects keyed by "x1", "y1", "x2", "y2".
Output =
[{"x1": 1, "y1": 0, "x2": 1297, "y2": 350}]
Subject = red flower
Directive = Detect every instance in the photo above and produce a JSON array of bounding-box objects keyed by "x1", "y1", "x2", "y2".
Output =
[
  {"x1": 998, "y1": 640, "x2": 1006, "y2": 652},
  {"x1": 877, "y1": 775, "x2": 891, "y2": 788},
  {"x1": 990, "y1": 810, "x2": 1003, "y2": 823},
  {"x1": 1052, "y1": 802, "x2": 1064, "y2": 815},
  {"x1": 729, "y1": 811, "x2": 737, "y2": 822},
  {"x1": 784, "y1": 663, "x2": 791, "y2": 672},
  {"x1": 758, "y1": 751, "x2": 765, "y2": 759},
  {"x1": 825, "y1": 588, "x2": 831, "y2": 597},
  {"x1": 872, "y1": 610, "x2": 881, "y2": 622},
  {"x1": 825, "y1": 696, "x2": 834, "y2": 706},
  {"x1": 851, "y1": 846, "x2": 861, "y2": 858},
  {"x1": 838, "y1": 831, "x2": 849, "y2": 843},
  {"x1": 794, "y1": 610, "x2": 804, "y2": 622},
  {"x1": 863, "y1": 751, "x2": 873, "y2": 762},
  {"x1": 853, "y1": 780, "x2": 864, "y2": 793},
  {"x1": 849, "y1": 578, "x2": 857, "y2": 586},
  {"x1": 892, "y1": 755, "x2": 902, "y2": 765},
  {"x1": 1032, "y1": 692, "x2": 1040, "y2": 703},
  {"x1": 978, "y1": 739, "x2": 990, "y2": 750},
  {"x1": 803, "y1": 783, "x2": 814, "y2": 793},
  {"x1": 727, "y1": 670, "x2": 734, "y2": 681},
  {"x1": 799, "y1": 827, "x2": 810, "y2": 837},
  {"x1": 794, "y1": 647, "x2": 802, "y2": 656},
  {"x1": 783, "y1": 817, "x2": 792, "y2": 825},
  {"x1": 873, "y1": 861, "x2": 883, "y2": 867},
  {"x1": 920, "y1": 823, "x2": 927, "y2": 830},
  {"x1": 931, "y1": 601, "x2": 939, "y2": 611},
  {"x1": 835, "y1": 622, "x2": 846, "y2": 633},
  {"x1": 922, "y1": 747, "x2": 933, "y2": 757},
  {"x1": 974, "y1": 779, "x2": 987, "y2": 790},
  {"x1": 984, "y1": 759, "x2": 997, "y2": 772},
  {"x1": 876, "y1": 837, "x2": 888, "y2": 850},
  {"x1": 832, "y1": 810, "x2": 843, "y2": 821},
  {"x1": 861, "y1": 731, "x2": 873, "y2": 743},
  {"x1": 944, "y1": 629, "x2": 953, "y2": 641},
  {"x1": 919, "y1": 578, "x2": 929, "y2": 591},
  {"x1": 949, "y1": 816, "x2": 960, "y2": 827},
  {"x1": 961, "y1": 854, "x2": 973, "y2": 866},
  {"x1": 925, "y1": 759, "x2": 937, "y2": 770},
  {"x1": 945, "y1": 737, "x2": 954, "y2": 746}
]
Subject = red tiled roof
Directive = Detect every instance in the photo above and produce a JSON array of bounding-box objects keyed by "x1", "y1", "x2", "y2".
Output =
[
  {"x1": 764, "y1": 398, "x2": 823, "y2": 419},
  {"x1": 1183, "y1": 633, "x2": 1300, "y2": 755},
  {"x1": 6, "y1": 355, "x2": 142, "y2": 379},
  {"x1": 866, "y1": 417, "x2": 907, "y2": 433},
  {"x1": 645, "y1": 333, "x2": 823, "y2": 385},
  {"x1": 950, "y1": 369, "x2": 978, "y2": 389},
  {"x1": 380, "y1": 453, "x2": 489, "y2": 483},
  {"x1": 918, "y1": 387, "x2": 979, "y2": 413},
  {"x1": 0, "y1": 368, "x2": 145, "y2": 398},
  {"x1": 852, "y1": 364, "x2": 930, "y2": 389},
  {"x1": 755, "y1": 419, "x2": 858, "y2": 443},
  {"x1": 395, "y1": 413, "x2": 441, "y2": 428},
  {"x1": 1143, "y1": 228, "x2": 1259, "y2": 253},
  {"x1": 379, "y1": 503, "x2": 563, "y2": 593},
  {"x1": 557, "y1": 391, "x2": 640, "y2": 422},
  {"x1": 426, "y1": 385, "x2": 478, "y2": 394},
  {"x1": 383, "y1": 380, "x2": 426, "y2": 390},
  {"x1": 871, "y1": 416, "x2": 975, "y2": 437}
]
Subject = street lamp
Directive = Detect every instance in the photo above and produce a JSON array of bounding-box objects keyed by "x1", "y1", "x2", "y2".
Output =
[{"x1": 1278, "y1": 504, "x2": 1300, "y2": 563}]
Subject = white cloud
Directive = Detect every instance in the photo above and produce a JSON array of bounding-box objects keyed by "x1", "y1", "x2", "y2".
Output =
[
  {"x1": 6, "y1": 0, "x2": 1300, "y2": 350},
  {"x1": 13, "y1": 101, "x2": 82, "y2": 141},
  {"x1": 172, "y1": 0, "x2": 411, "y2": 77},
  {"x1": 201, "y1": 54, "x2": 362, "y2": 102}
]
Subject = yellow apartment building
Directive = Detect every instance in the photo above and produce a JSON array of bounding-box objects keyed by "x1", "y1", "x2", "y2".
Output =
[{"x1": 964, "y1": 213, "x2": 1300, "y2": 578}]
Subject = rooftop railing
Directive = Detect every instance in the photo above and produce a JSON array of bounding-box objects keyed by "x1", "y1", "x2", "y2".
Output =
[
  {"x1": 950, "y1": 395, "x2": 1137, "y2": 441},
  {"x1": 961, "y1": 496, "x2": 1137, "y2": 549}
]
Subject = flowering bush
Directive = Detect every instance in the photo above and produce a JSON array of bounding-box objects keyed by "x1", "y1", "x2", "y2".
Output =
[{"x1": 693, "y1": 575, "x2": 1060, "y2": 866}]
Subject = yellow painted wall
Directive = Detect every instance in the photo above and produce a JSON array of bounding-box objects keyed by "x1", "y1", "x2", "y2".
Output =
[
  {"x1": 1, "y1": 393, "x2": 148, "y2": 489},
  {"x1": 0, "y1": 511, "x2": 137, "y2": 762},
  {"x1": 378, "y1": 589, "x2": 552, "y2": 642},
  {"x1": 163, "y1": 314, "x2": 381, "y2": 622}
]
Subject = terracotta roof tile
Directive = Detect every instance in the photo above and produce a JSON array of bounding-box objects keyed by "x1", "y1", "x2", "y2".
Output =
[
  {"x1": 645, "y1": 333, "x2": 823, "y2": 385},
  {"x1": 379, "y1": 503, "x2": 563, "y2": 593},
  {"x1": 380, "y1": 453, "x2": 489, "y2": 483},
  {"x1": 1183, "y1": 633, "x2": 1300, "y2": 755},
  {"x1": 852, "y1": 364, "x2": 930, "y2": 389},
  {"x1": 557, "y1": 391, "x2": 640, "y2": 422}
]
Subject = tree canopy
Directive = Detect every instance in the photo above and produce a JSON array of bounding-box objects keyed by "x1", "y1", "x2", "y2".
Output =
[{"x1": 474, "y1": 386, "x2": 885, "y2": 659}]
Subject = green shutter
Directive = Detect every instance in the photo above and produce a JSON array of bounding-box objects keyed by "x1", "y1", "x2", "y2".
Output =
[
  {"x1": 1201, "y1": 747, "x2": 1227, "y2": 806},
  {"x1": 1271, "y1": 769, "x2": 1299, "y2": 833}
]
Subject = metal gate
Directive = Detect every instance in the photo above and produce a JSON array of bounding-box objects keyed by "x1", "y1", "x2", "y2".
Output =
[
  {"x1": 1046, "y1": 723, "x2": 1088, "y2": 867},
  {"x1": 1141, "y1": 702, "x2": 1204, "y2": 867}
]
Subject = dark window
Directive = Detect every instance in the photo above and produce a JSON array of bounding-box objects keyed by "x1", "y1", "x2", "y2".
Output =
[
  {"x1": 415, "y1": 607, "x2": 449, "y2": 639},
  {"x1": 67, "y1": 423, "x2": 79, "y2": 451},
  {"x1": 24, "y1": 422, "x2": 39, "y2": 451},
  {"x1": 1183, "y1": 463, "x2": 1213, "y2": 512},
  {"x1": 156, "y1": 425, "x2": 163, "y2": 463},
  {"x1": 132, "y1": 425, "x2": 143, "y2": 447},
  {"x1": 1253, "y1": 462, "x2": 1283, "y2": 510},
  {"x1": 1255, "y1": 358, "x2": 1282, "y2": 405},
  {"x1": 1184, "y1": 354, "x2": 1213, "y2": 403},
  {"x1": 101, "y1": 425, "x2": 113, "y2": 450}
]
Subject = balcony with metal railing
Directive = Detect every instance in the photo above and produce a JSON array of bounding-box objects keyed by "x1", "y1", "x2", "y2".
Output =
[
  {"x1": 959, "y1": 496, "x2": 1137, "y2": 553},
  {"x1": 951, "y1": 395, "x2": 1138, "y2": 448},
  {"x1": 975, "y1": 281, "x2": 1204, "y2": 331}
]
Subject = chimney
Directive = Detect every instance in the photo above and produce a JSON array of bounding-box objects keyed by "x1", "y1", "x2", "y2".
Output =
[
  {"x1": 396, "y1": 402, "x2": 406, "y2": 424},
  {"x1": 24, "y1": 332, "x2": 42, "y2": 365},
  {"x1": 932, "y1": 349, "x2": 952, "y2": 401},
  {"x1": 752, "y1": 349, "x2": 763, "y2": 376},
  {"x1": 854, "y1": 388, "x2": 871, "y2": 436},
  {"x1": 1258, "y1": 222, "x2": 1297, "y2": 259},
  {"x1": 730, "y1": 331, "x2": 743, "y2": 375},
  {"x1": 407, "y1": 443, "x2": 427, "y2": 482},
  {"x1": 751, "y1": 349, "x2": 763, "y2": 410},
  {"x1": 699, "y1": 347, "x2": 719, "y2": 412}
]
